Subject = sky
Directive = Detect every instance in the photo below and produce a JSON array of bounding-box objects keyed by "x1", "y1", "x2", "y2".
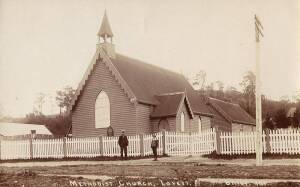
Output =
[{"x1": 0, "y1": 0, "x2": 299, "y2": 117}]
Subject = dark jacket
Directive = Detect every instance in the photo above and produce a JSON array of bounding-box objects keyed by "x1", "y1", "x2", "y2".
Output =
[
  {"x1": 118, "y1": 135, "x2": 129, "y2": 147},
  {"x1": 151, "y1": 138, "x2": 159, "y2": 148}
]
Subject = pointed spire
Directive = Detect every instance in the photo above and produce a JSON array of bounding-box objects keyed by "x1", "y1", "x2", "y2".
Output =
[{"x1": 98, "y1": 10, "x2": 114, "y2": 38}]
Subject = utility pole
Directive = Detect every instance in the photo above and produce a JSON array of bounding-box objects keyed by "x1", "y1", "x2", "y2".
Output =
[{"x1": 255, "y1": 14, "x2": 264, "y2": 166}]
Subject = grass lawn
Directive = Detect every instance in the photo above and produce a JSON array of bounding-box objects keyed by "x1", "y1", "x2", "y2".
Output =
[{"x1": 1, "y1": 163, "x2": 300, "y2": 187}]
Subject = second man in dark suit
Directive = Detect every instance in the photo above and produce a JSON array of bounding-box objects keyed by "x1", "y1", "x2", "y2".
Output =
[{"x1": 118, "y1": 130, "x2": 129, "y2": 160}]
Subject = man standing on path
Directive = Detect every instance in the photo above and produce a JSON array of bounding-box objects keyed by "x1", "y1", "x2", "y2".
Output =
[{"x1": 118, "y1": 130, "x2": 128, "y2": 160}]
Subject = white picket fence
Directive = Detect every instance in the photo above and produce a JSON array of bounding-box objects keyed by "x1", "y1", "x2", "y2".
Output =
[
  {"x1": 0, "y1": 130, "x2": 216, "y2": 160},
  {"x1": 165, "y1": 129, "x2": 216, "y2": 156},
  {"x1": 220, "y1": 128, "x2": 300, "y2": 155},
  {"x1": 143, "y1": 132, "x2": 164, "y2": 156},
  {"x1": 1, "y1": 128, "x2": 299, "y2": 160},
  {"x1": 0, "y1": 140, "x2": 31, "y2": 160}
]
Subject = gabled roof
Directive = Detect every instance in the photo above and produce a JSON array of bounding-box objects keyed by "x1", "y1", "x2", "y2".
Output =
[
  {"x1": 110, "y1": 54, "x2": 191, "y2": 104},
  {"x1": 208, "y1": 97, "x2": 255, "y2": 125},
  {"x1": 97, "y1": 11, "x2": 114, "y2": 38},
  {"x1": 150, "y1": 92, "x2": 194, "y2": 119},
  {"x1": 69, "y1": 48, "x2": 214, "y2": 117},
  {"x1": 110, "y1": 54, "x2": 213, "y2": 116}
]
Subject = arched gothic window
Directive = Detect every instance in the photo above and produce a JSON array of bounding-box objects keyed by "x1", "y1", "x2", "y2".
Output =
[
  {"x1": 198, "y1": 117, "x2": 202, "y2": 133},
  {"x1": 180, "y1": 112, "x2": 185, "y2": 132},
  {"x1": 95, "y1": 91, "x2": 110, "y2": 128}
]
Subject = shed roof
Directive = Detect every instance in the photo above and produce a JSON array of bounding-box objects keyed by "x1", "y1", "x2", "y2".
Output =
[
  {"x1": 0, "y1": 122, "x2": 52, "y2": 136},
  {"x1": 208, "y1": 97, "x2": 255, "y2": 125}
]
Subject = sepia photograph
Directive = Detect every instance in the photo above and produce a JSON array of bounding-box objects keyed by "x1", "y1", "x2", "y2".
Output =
[{"x1": 0, "y1": 0, "x2": 300, "y2": 186}]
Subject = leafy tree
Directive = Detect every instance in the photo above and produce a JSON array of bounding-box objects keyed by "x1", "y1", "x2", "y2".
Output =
[
  {"x1": 205, "y1": 82, "x2": 215, "y2": 97},
  {"x1": 294, "y1": 105, "x2": 300, "y2": 128},
  {"x1": 273, "y1": 108, "x2": 290, "y2": 128},
  {"x1": 239, "y1": 71, "x2": 256, "y2": 117},
  {"x1": 263, "y1": 113, "x2": 275, "y2": 129},
  {"x1": 292, "y1": 90, "x2": 300, "y2": 103},
  {"x1": 56, "y1": 86, "x2": 75, "y2": 115}
]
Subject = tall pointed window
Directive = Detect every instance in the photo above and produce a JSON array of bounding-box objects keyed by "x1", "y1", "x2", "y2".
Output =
[
  {"x1": 180, "y1": 112, "x2": 185, "y2": 132},
  {"x1": 198, "y1": 117, "x2": 202, "y2": 133},
  {"x1": 95, "y1": 91, "x2": 110, "y2": 128}
]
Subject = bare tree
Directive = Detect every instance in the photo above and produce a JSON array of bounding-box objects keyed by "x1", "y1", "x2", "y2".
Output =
[
  {"x1": 215, "y1": 80, "x2": 224, "y2": 98},
  {"x1": 192, "y1": 70, "x2": 207, "y2": 93},
  {"x1": 35, "y1": 92, "x2": 46, "y2": 115}
]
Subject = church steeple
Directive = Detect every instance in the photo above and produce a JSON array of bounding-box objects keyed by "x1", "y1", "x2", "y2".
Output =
[
  {"x1": 97, "y1": 11, "x2": 115, "y2": 59},
  {"x1": 98, "y1": 11, "x2": 114, "y2": 41}
]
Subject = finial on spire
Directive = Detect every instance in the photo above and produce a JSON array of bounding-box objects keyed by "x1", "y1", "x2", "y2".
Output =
[
  {"x1": 98, "y1": 10, "x2": 114, "y2": 40},
  {"x1": 96, "y1": 10, "x2": 116, "y2": 59}
]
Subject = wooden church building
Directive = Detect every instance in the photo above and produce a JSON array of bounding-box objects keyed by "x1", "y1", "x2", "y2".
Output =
[{"x1": 68, "y1": 12, "x2": 255, "y2": 137}]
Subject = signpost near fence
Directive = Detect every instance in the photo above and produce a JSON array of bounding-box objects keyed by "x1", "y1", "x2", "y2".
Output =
[{"x1": 254, "y1": 14, "x2": 264, "y2": 166}]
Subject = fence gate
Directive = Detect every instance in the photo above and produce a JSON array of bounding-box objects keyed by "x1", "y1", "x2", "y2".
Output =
[{"x1": 165, "y1": 129, "x2": 216, "y2": 156}]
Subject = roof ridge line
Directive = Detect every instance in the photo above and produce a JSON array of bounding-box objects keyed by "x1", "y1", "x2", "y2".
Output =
[
  {"x1": 116, "y1": 53, "x2": 186, "y2": 78},
  {"x1": 209, "y1": 97, "x2": 240, "y2": 106},
  {"x1": 156, "y1": 92, "x2": 185, "y2": 96},
  {"x1": 101, "y1": 50, "x2": 137, "y2": 100}
]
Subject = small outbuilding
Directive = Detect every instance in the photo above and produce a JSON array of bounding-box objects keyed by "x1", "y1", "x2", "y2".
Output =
[{"x1": 0, "y1": 122, "x2": 53, "y2": 140}]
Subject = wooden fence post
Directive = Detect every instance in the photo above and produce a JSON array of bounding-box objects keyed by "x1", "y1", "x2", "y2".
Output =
[
  {"x1": 140, "y1": 134, "x2": 144, "y2": 157},
  {"x1": 189, "y1": 132, "x2": 193, "y2": 157},
  {"x1": 29, "y1": 138, "x2": 33, "y2": 159},
  {"x1": 99, "y1": 136, "x2": 104, "y2": 156},
  {"x1": 215, "y1": 128, "x2": 221, "y2": 154},
  {"x1": 162, "y1": 130, "x2": 166, "y2": 155},
  {"x1": 265, "y1": 129, "x2": 271, "y2": 153},
  {"x1": 63, "y1": 137, "x2": 67, "y2": 158}
]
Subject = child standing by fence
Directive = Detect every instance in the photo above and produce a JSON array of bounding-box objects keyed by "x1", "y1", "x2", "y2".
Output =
[{"x1": 151, "y1": 134, "x2": 159, "y2": 161}]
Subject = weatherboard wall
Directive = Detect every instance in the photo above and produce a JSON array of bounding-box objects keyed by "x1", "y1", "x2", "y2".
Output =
[
  {"x1": 211, "y1": 117, "x2": 231, "y2": 132},
  {"x1": 72, "y1": 59, "x2": 137, "y2": 137},
  {"x1": 232, "y1": 123, "x2": 255, "y2": 132},
  {"x1": 136, "y1": 104, "x2": 152, "y2": 134},
  {"x1": 201, "y1": 116, "x2": 212, "y2": 131},
  {"x1": 175, "y1": 100, "x2": 191, "y2": 132}
]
